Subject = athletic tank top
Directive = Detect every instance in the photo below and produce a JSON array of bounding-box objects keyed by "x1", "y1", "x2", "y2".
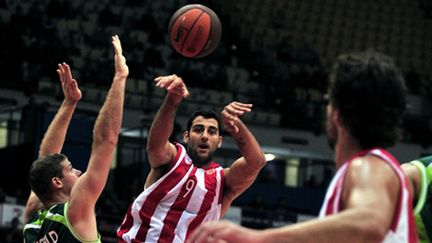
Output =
[
  {"x1": 319, "y1": 148, "x2": 418, "y2": 243},
  {"x1": 117, "y1": 143, "x2": 225, "y2": 243},
  {"x1": 23, "y1": 202, "x2": 101, "y2": 243},
  {"x1": 409, "y1": 156, "x2": 432, "y2": 243}
]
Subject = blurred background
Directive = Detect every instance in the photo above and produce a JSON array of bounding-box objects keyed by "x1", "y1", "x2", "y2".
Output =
[{"x1": 0, "y1": 0, "x2": 431, "y2": 241}]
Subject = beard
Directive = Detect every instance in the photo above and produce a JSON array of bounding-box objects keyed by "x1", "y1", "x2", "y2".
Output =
[
  {"x1": 187, "y1": 146, "x2": 216, "y2": 166},
  {"x1": 326, "y1": 119, "x2": 337, "y2": 150},
  {"x1": 327, "y1": 135, "x2": 336, "y2": 150}
]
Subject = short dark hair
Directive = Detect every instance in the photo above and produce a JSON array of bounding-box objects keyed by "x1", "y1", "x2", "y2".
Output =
[
  {"x1": 328, "y1": 50, "x2": 407, "y2": 148},
  {"x1": 186, "y1": 110, "x2": 222, "y2": 133},
  {"x1": 28, "y1": 153, "x2": 67, "y2": 202}
]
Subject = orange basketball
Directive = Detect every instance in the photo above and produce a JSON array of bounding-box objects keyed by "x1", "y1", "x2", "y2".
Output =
[{"x1": 168, "y1": 4, "x2": 222, "y2": 58}]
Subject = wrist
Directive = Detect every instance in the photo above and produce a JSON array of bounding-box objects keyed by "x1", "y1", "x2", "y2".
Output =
[{"x1": 63, "y1": 99, "x2": 79, "y2": 106}]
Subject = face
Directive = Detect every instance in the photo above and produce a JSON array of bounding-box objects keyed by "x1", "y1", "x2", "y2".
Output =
[
  {"x1": 183, "y1": 116, "x2": 222, "y2": 166},
  {"x1": 325, "y1": 103, "x2": 337, "y2": 150},
  {"x1": 58, "y1": 159, "x2": 82, "y2": 195}
]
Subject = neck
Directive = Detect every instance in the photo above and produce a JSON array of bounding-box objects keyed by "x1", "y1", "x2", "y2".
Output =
[
  {"x1": 44, "y1": 194, "x2": 69, "y2": 209},
  {"x1": 334, "y1": 129, "x2": 362, "y2": 169}
]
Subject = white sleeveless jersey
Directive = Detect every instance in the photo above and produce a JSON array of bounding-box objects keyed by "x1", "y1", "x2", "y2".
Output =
[
  {"x1": 319, "y1": 148, "x2": 418, "y2": 243},
  {"x1": 117, "y1": 143, "x2": 224, "y2": 243}
]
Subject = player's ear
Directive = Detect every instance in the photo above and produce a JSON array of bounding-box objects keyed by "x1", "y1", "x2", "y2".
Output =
[
  {"x1": 217, "y1": 136, "x2": 222, "y2": 148},
  {"x1": 333, "y1": 108, "x2": 343, "y2": 127},
  {"x1": 51, "y1": 177, "x2": 63, "y2": 189},
  {"x1": 183, "y1": 131, "x2": 189, "y2": 143}
]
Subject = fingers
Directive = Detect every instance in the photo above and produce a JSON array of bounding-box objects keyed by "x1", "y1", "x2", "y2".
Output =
[
  {"x1": 224, "y1": 102, "x2": 252, "y2": 116},
  {"x1": 56, "y1": 62, "x2": 73, "y2": 85},
  {"x1": 112, "y1": 35, "x2": 122, "y2": 55},
  {"x1": 188, "y1": 221, "x2": 234, "y2": 243},
  {"x1": 154, "y1": 74, "x2": 189, "y2": 98},
  {"x1": 188, "y1": 222, "x2": 221, "y2": 243}
]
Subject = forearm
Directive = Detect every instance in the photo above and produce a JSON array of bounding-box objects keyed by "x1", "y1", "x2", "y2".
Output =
[
  {"x1": 85, "y1": 75, "x2": 126, "y2": 197},
  {"x1": 147, "y1": 94, "x2": 181, "y2": 152},
  {"x1": 92, "y1": 75, "x2": 126, "y2": 151},
  {"x1": 262, "y1": 209, "x2": 386, "y2": 243},
  {"x1": 39, "y1": 100, "x2": 78, "y2": 156},
  {"x1": 230, "y1": 120, "x2": 265, "y2": 169}
]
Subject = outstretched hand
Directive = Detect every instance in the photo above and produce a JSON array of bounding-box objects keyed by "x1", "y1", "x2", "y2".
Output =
[
  {"x1": 221, "y1": 102, "x2": 252, "y2": 134},
  {"x1": 56, "y1": 63, "x2": 82, "y2": 103},
  {"x1": 187, "y1": 220, "x2": 262, "y2": 243},
  {"x1": 154, "y1": 74, "x2": 190, "y2": 99},
  {"x1": 112, "y1": 35, "x2": 129, "y2": 78}
]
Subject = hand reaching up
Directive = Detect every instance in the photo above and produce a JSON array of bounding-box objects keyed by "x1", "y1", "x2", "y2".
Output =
[
  {"x1": 56, "y1": 63, "x2": 82, "y2": 103},
  {"x1": 112, "y1": 35, "x2": 129, "y2": 79}
]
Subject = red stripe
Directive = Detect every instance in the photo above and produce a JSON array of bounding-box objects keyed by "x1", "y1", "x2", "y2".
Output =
[
  {"x1": 371, "y1": 149, "x2": 418, "y2": 242},
  {"x1": 218, "y1": 169, "x2": 224, "y2": 205},
  {"x1": 134, "y1": 145, "x2": 191, "y2": 241},
  {"x1": 374, "y1": 149, "x2": 403, "y2": 231},
  {"x1": 325, "y1": 179, "x2": 339, "y2": 215},
  {"x1": 117, "y1": 204, "x2": 134, "y2": 239},
  {"x1": 185, "y1": 168, "x2": 218, "y2": 240},
  {"x1": 158, "y1": 167, "x2": 198, "y2": 243}
]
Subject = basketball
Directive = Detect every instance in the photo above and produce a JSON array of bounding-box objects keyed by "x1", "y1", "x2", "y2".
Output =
[{"x1": 168, "y1": 4, "x2": 222, "y2": 58}]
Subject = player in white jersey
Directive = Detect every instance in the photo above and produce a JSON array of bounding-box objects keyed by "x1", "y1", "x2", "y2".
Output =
[
  {"x1": 117, "y1": 74, "x2": 266, "y2": 242},
  {"x1": 188, "y1": 51, "x2": 418, "y2": 243}
]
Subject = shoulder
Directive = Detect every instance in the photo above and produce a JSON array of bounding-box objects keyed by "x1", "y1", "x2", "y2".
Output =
[{"x1": 346, "y1": 155, "x2": 400, "y2": 189}]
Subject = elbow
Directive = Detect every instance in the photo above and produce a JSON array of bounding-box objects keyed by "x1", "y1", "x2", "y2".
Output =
[
  {"x1": 359, "y1": 219, "x2": 387, "y2": 243},
  {"x1": 257, "y1": 153, "x2": 267, "y2": 168},
  {"x1": 249, "y1": 153, "x2": 267, "y2": 171},
  {"x1": 93, "y1": 131, "x2": 119, "y2": 147}
]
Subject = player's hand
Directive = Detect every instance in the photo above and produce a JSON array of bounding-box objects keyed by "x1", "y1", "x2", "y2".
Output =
[
  {"x1": 154, "y1": 74, "x2": 190, "y2": 98},
  {"x1": 57, "y1": 63, "x2": 82, "y2": 103},
  {"x1": 187, "y1": 220, "x2": 262, "y2": 243},
  {"x1": 221, "y1": 102, "x2": 252, "y2": 134},
  {"x1": 112, "y1": 35, "x2": 129, "y2": 78}
]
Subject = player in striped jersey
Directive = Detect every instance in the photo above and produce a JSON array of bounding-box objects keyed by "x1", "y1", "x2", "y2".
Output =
[
  {"x1": 189, "y1": 51, "x2": 418, "y2": 243},
  {"x1": 23, "y1": 35, "x2": 128, "y2": 243},
  {"x1": 117, "y1": 74, "x2": 267, "y2": 242},
  {"x1": 402, "y1": 156, "x2": 432, "y2": 243}
]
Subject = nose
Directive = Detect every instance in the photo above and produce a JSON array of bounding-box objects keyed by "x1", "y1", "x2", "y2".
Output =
[{"x1": 201, "y1": 130, "x2": 209, "y2": 141}]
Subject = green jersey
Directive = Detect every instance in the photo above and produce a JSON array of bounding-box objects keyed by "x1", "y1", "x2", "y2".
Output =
[
  {"x1": 410, "y1": 155, "x2": 432, "y2": 243},
  {"x1": 23, "y1": 202, "x2": 101, "y2": 243}
]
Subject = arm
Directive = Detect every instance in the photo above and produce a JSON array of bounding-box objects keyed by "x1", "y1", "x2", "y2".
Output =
[
  {"x1": 67, "y1": 35, "x2": 128, "y2": 239},
  {"x1": 190, "y1": 156, "x2": 399, "y2": 243},
  {"x1": 221, "y1": 102, "x2": 266, "y2": 214},
  {"x1": 146, "y1": 74, "x2": 189, "y2": 169},
  {"x1": 25, "y1": 63, "x2": 81, "y2": 222}
]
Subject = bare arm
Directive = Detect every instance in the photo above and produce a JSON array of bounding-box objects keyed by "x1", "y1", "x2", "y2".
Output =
[
  {"x1": 25, "y1": 63, "x2": 81, "y2": 222},
  {"x1": 190, "y1": 156, "x2": 399, "y2": 243},
  {"x1": 221, "y1": 102, "x2": 266, "y2": 214},
  {"x1": 146, "y1": 75, "x2": 189, "y2": 169},
  {"x1": 67, "y1": 35, "x2": 128, "y2": 239}
]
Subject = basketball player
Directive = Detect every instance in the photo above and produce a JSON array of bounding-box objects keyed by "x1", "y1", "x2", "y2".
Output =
[
  {"x1": 402, "y1": 156, "x2": 432, "y2": 243},
  {"x1": 23, "y1": 35, "x2": 128, "y2": 242},
  {"x1": 117, "y1": 74, "x2": 266, "y2": 242},
  {"x1": 188, "y1": 51, "x2": 418, "y2": 243}
]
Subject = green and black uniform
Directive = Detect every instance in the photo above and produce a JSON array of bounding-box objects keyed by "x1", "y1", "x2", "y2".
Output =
[
  {"x1": 23, "y1": 202, "x2": 101, "y2": 243},
  {"x1": 409, "y1": 155, "x2": 432, "y2": 243}
]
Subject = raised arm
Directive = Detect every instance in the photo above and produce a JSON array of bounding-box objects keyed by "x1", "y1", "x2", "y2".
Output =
[
  {"x1": 67, "y1": 35, "x2": 128, "y2": 239},
  {"x1": 221, "y1": 102, "x2": 266, "y2": 214},
  {"x1": 146, "y1": 74, "x2": 189, "y2": 169},
  {"x1": 25, "y1": 63, "x2": 82, "y2": 222}
]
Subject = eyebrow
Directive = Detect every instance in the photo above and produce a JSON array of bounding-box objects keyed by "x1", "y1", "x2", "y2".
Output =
[{"x1": 192, "y1": 124, "x2": 218, "y2": 131}]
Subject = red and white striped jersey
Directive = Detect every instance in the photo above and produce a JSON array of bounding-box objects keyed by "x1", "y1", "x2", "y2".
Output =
[
  {"x1": 117, "y1": 143, "x2": 225, "y2": 243},
  {"x1": 319, "y1": 148, "x2": 418, "y2": 243}
]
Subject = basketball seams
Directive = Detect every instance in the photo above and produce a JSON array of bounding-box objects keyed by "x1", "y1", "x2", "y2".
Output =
[{"x1": 179, "y1": 10, "x2": 205, "y2": 55}]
